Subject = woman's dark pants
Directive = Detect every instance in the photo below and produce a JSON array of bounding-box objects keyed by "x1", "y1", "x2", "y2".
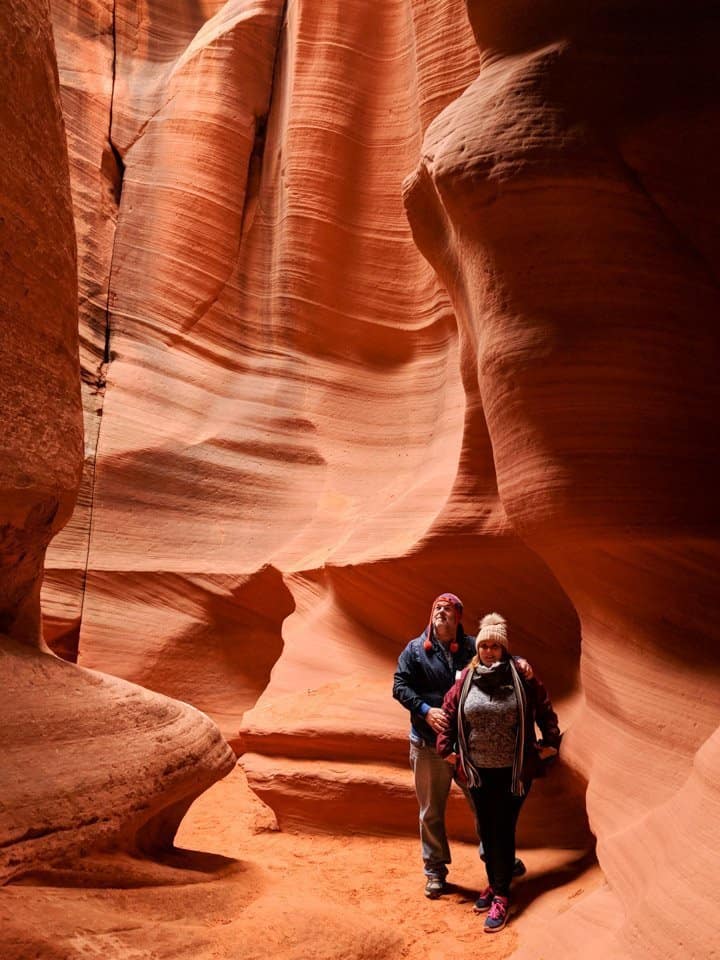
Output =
[{"x1": 469, "y1": 767, "x2": 528, "y2": 897}]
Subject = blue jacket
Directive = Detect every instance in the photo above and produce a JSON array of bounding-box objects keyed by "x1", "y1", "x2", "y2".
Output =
[{"x1": 393, "y1": 627, "x2": 476, "y2": 747}]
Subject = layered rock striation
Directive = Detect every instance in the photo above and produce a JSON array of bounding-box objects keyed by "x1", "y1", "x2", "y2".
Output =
[
  {"x1": 45, "y1": 0, "x2": 588, "y2": 829},
  {"x1": 405, "y1": 2, "x2": 720, "y2": 956},
  {"x1": 17, "y1": 0, "x2": 720, "y2": 956},
  {"x1": 0, "y1": 0, "x2": 234, "y2": 882}
]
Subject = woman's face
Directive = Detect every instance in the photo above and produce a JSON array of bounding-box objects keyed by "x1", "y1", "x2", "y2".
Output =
[{"x1": 477, "y1": 641, "x2": 505, "y2": 666}]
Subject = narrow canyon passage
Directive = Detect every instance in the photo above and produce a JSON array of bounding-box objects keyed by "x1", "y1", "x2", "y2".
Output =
[{"x1": 2, "y1": 1, "x2": 719, "y2": 959}]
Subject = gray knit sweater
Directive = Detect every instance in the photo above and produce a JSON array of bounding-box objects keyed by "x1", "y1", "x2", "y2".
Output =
[{"x1": 463, "y1": 661, "x2": 519, "y2": 768}]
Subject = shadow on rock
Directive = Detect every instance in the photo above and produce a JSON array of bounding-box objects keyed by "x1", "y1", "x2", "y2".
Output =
[
  {"x1": 510, "y1": 848, "x2": 599, "y2": 920},
  {"x1": 11, "y1": 848, "x2": 244, "y2": 889}
]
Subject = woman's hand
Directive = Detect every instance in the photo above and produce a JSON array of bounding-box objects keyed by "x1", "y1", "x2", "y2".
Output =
[
  {"x1": 516, "y1": 657, "x2": 533, "y2": 679},
  {"x1": 444, "y1": 752, "x2": 458, "y2": 765},
  {"x1": 537, "y1": 744, "x2": 558, "y2": 760}
]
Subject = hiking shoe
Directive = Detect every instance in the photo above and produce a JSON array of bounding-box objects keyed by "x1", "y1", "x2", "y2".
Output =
[
  {"x1": 473, "y1": 885, "x2": 495, "y2": 913},
  {"x1": 484, "y1": 895, "x2": 509, "y2": 933},
  {"x1": 424, "y1": 876, "x2": 447, "y2": 899}
]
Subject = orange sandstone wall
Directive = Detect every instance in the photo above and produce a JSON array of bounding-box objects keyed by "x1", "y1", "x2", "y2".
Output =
[
  {"x1": 0, "y1": 0, "x2": 234, "y2": 882},
  {"x1": 45, "y1": 0, "x2": 587, "y2": 846},
  {"x1": 37, "y1": 0, "x2": 720, "y2": 956},
  {"x1": 405, "y1": 2, "x2": 720, "y2": 957},
  {"x1": 41, "y1": 0, "x2": 116, "y2": 660}
]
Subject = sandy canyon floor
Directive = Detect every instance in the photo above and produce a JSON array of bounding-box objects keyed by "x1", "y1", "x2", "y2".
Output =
[{"x1": 3, "y1": 767, "x2": 601, "y2": 960}]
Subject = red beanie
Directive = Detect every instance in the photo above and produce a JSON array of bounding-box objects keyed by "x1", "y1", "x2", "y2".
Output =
[
  {"x1": 424, "y1": 593, "x2": 463, "y2": 652},
  {"x1": 431, "y1": 593, "x2": 463, "y2": 617}
]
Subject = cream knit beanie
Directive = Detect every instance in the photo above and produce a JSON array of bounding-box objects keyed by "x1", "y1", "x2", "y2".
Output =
[{"x1": 477, "y1": 612, "x2": 509, "y2": 650}]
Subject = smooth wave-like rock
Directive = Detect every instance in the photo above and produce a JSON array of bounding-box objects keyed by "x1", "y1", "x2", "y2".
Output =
[
  {"x1": 1, "y1": 0, "x2": 83, "y2": 650},
  {"x1": 0, "y1": 0, "x2": 235, "y2": 881},
  {"x1": 46, "y1": 0, "x2": 588, "y2": 842},
  {"x1": 28, "y1": 0, "x2": 720, "y2": 955},
  {"x1": 0, "y1": 637, "x2": 234, "y2": 881},
  {"x1": 405, "y1": 2, "x2": 720, "y2": 956}
]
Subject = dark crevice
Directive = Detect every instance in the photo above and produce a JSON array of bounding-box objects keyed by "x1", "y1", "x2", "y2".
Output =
[
  {"x1": 107, "y1": 141, "x2": 125, "y2": 222},
  {"x1": 238, "y1": 0, "x2": 288, "y2": 240},
  {"x1": 102, "y1": 0, "x2": 121, "y2": 367},
  {"x1": 238, "y1": 112, "x2": 267, "y2": 240}
]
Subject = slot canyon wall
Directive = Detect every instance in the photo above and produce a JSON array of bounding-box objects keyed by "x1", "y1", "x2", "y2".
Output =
[
  {"x1": 403, "y1": 5, "x2": 720, "y2": 957},
  {"x1": 1, "y1": 0, "x2": 717, "y2": 958},
  {"x1": 0, "y1": 0, "x2": 234, "y2": 886}
]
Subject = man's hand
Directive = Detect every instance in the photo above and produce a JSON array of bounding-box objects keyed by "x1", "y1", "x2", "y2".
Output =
[
  {"x1": 444, "y1": 752, "x2": 458, "y2": 765},
  {"x1": 425, "y1": 707, "x2": 449, "y2": 733},
  {"x1": 537, "y1": 744, "x2": 558, "y2": 760},
  {"x1": 516, "y1": 657, "x2": 533, "y2": 680}
]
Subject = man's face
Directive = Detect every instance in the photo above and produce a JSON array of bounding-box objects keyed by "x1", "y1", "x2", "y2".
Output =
[{"x1": 432, "y1": 600, "x2": 458, "y2": 631}]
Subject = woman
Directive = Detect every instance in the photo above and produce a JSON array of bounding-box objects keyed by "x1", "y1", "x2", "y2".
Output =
[{"x1": 436, "y1": 612, "x2": 560, "y2": 933}]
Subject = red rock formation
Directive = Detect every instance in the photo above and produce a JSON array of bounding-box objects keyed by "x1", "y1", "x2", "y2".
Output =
[
  {"x1": 0, "y1": 0, "x2": 234, "y2": 882},
  {"x1": 404, "y1": 2, "x2": 720, "y2": 956},
  {"x1": 1, "y1": 0, "x2": 83, "y2": 648},
  {"x1": 43, "y1": 0, "x2": 592, "y2": 860},
  {"x1": 29, "y1": 0, "x2": 719, "y2": 955},
  {"x1": 38, "y1": 0, "x2": 588, "y2": 855},
  {"x1": 42, "y1": 0, "x2": 117, "y2": 661}
]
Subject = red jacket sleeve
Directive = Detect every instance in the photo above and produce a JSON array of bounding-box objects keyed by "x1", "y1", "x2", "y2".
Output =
[
  {"x1": 527, "y1": 673, "x2": 561, "y2": 749},
  {"x1": 436, "y1": 670, "x2": 468, "y2": 757}
]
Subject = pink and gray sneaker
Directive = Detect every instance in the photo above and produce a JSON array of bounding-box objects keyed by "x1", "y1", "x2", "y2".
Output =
[
  {"x1": 483, "y1": 895, "x2": 510, "y2": 933},
  {"x1": 473, "y1": 886, "x2": 495, "y2": 913}
]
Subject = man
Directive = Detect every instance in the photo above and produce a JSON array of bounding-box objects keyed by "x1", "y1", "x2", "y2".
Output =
[{"x1": 393, "y1": 593, "x2": 528, "y2": 898}]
